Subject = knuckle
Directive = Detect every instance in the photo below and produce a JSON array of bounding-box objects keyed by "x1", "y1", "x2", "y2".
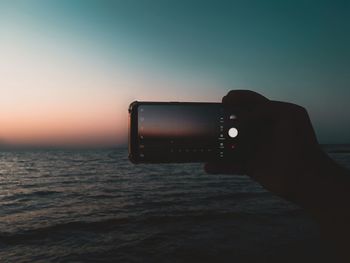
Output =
[{"x1": 295, "y1": 105, "x2": 307, "y2": 115}]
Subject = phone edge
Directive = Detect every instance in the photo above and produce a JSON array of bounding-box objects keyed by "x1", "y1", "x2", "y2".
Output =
[{"x1": 128, "y1": 101, "x2": 140, "y2": 164}]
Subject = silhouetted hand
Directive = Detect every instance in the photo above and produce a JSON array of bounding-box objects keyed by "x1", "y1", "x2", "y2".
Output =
[
  {"x1": 205, "y1": 90, "x2": 350, "y2": 261},
  {"x1": 205, "y1": 90, "x2": 323, "y2": 203}
]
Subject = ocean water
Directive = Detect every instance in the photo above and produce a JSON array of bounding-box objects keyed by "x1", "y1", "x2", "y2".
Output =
[{"x1": 0, "y1": 146, "x2": 349, "y2": 262}]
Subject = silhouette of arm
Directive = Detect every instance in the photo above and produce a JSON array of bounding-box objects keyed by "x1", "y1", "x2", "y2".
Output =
[{"x1": 205, "y1": 90, "x2": 350, "y2": 260}]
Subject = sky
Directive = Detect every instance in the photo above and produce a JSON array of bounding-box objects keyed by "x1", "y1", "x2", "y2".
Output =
[{"x1": 0, "y1": 0, "x2": 349, "y2": 147}]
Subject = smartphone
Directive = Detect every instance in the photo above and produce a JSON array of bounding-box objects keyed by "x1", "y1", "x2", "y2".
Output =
[{"x1": 128, "y1": 101, "x2": 242, "y2": 163}]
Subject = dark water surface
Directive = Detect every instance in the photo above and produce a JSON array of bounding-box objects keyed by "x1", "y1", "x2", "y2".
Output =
[{"x1": 1, "y1": 146, "x2": 349, "y2": 262}]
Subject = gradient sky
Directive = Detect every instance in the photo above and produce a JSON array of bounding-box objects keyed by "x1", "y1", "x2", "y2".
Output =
[{"x1": 1, "y1": 0, "x2": 349, "y2": 147}]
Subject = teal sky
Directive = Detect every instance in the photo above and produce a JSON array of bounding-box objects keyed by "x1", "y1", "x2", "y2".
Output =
[{"x1": 1, "y1": 0, "x2": 349, "y2": 146}]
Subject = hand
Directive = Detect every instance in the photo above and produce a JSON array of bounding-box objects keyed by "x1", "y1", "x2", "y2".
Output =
[
  {"x1": 206, "y1": 90, "x2": 350, "y2": 261},
  {"x1": 205, "y1": 90, "x2": 325, "y2": 204}
]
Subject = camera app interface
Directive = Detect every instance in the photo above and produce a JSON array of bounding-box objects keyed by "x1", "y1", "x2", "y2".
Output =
[{"x1": 137, "y1": 104, "x2": 228, "y2": 161}]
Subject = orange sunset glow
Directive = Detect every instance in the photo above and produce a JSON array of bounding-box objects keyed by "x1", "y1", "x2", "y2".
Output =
[
  {"x1": 0, "y1": 29, "x2": 220, "y2": 147},
  {"x1": 1, "y1": 0, "x2": 349, "y2": 147},
  {"x1": 0, "y1": 7, "x2": 224, "y2": 148},
  {"x1": 0, "y1": 39, "x2": 126, "y2": 147}
]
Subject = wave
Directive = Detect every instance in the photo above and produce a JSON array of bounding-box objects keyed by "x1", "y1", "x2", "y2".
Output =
[
  {"x1": 0, "y1": 217, "x2": 130, "y2": 245},
  {"x1": 1, "y1": 190, "x2": 61, "y2": 201},
  {"x1": 0, "y1": 210, "x2": 258, "y2": 245},
  {"x1": 0, "y1": 205, "x2": 307, "y2": 247},
  {"x1": 202, "y1": 192, "x2": 270, "y2": 201},
  {"x1": 142, "y1": 211, "x2": 249, "y2": 226},
  {"x1": 33, "y1": 190, "x2": 60, "y2": 196}
]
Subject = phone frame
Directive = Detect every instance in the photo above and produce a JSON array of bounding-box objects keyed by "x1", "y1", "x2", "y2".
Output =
[{"x1": 128, "y1": 101, "x2": 221, "y2": 164}]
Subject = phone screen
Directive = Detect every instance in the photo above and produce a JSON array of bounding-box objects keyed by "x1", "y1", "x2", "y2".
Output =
[{"x1": 136, "y1": 103, "x2": 228, "y2": 162}]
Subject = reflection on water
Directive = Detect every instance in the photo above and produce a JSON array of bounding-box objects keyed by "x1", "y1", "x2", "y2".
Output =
[{"x1": 0, "y1": 146, "x2": 349, "y2": 262}]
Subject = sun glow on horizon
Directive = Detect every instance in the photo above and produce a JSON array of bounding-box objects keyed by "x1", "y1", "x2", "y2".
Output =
[
  {"x1": 0, "y1": 18, "x2": 220, "y2": 147},
  {"x1": 0, "y1": 27, "x2": 128, "y2": 146},
  {"x1": 2, "y1": 1, "x2": 348, "y2": 145}
]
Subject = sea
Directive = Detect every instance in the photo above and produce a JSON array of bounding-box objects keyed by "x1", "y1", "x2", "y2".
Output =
[{"x1": 0, "y1": 145, "x2": 349, "y2": 263}]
